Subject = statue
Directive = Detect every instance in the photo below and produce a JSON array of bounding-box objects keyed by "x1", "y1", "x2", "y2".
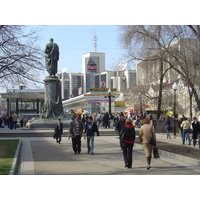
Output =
[
  {"x1": 45, "y1": 38, "x2": 59, "y2": 76},
  {"x1": 42, "y1": 39, "x2": 64, "y2": 119}
]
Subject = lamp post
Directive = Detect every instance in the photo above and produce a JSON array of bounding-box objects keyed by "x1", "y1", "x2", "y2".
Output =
[
  {"x1": 172, "y1": 82, "x2": 178, "y2": 138},
  {"x1": 104, "y1": 88, "x2": 114, "y2": 115}
]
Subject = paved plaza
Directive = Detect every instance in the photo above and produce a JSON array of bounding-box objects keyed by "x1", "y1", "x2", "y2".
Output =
[
  {"x1": 18, "y1": 135, "x2": 200, "y2": 175},
  {"x1": 1, "y1": 127, "x2": 200, "y2": 175}
]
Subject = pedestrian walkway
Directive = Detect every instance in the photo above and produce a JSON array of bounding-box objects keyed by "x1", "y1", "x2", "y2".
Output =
[
  {"x1": 17, "y1": 136, "x2": 200, "y2": 175},
  {"x1": 1, "y1": 127, "x2": 200, "y2": 175}
]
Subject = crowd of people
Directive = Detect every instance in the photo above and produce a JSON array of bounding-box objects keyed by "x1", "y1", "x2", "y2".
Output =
[
  {"x1": 54, "y1": 114, "x2": 100, "y2": 156},
  {"x1": 53, "y1": 112, "x2": 156, "y2": 170},
  {"x1": 76, "y1": 111, "x2": 144, "y2": 130},
  {"x1": 0, "y1": 112, "x2": 26, "y2": 129},
  {"x1": 164, "y1": 115, "x2": 200, "y2": 148},
  {"x1": 2, "y1": 110, "x2": 199, "y2": 170}
]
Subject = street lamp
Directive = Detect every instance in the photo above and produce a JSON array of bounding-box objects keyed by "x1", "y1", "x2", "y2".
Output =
[
  {"x1": 104, "y1": 88, "x2": 115, "y2": 115},
  {"x1": 172, "y1": 82, "x2": 178, "y2": 138}
]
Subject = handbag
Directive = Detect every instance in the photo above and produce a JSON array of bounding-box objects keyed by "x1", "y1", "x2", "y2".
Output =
[
  {"x1": 153, "y1": 147, "x2": 160, "y2": 158},
  {"x1": 149, "y1": 136, "x2": 156, "y2": 145},
  {"x1": 120, "y1": 127, "x2": 126, "y2": 141},
  {"x1": 120, "y1": 132, "x2": 125, "y2": 141},
  {"x1": 148, "y1": 127, "x2": 156, "y2": 145}
]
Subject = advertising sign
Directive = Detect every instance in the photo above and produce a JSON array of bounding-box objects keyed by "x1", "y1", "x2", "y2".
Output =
[{"x1": 115, "y1": 101, "x2": 125, "y2": 107}]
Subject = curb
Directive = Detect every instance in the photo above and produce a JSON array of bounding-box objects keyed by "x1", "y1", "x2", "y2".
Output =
[
  {"x1": 134, "y1": 143, "x2": 200, "y2": 166},
  {"x1": 158, "y1": 149, "x2": 200, "y2": 166},
  {"x1": 9, "y1": 140, "x2": 22, "y2": 175}
]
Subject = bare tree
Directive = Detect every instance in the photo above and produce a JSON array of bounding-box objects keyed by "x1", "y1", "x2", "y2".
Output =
[
  {"x1": 119, "y1": 25, "x2": 176, "y2": 119},
  {"x1": 162, "y1": 29, "x2": 200, "y2": 116},
  {"x1": 120, "y1": 25, "x2": 200, "y2": 118},
  {"x1": 0, "y1": 25, "x2": 45, "y2": 89}
]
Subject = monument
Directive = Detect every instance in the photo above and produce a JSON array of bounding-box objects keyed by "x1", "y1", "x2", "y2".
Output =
[
  {"x1": 29, "y1": 39, "x2": 69, "y2": 129},
  {"x1": 42, "y1": 38, "x2": 64, "y2": 119}
]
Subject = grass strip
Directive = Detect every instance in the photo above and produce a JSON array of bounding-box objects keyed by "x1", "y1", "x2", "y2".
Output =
[{"x1": 0, "y1": 140, "x2": 19, "y2": 175}]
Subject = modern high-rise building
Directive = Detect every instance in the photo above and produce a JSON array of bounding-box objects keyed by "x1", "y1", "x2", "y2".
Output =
[
  {"x1": 82, "y1": 52, "x2": 106, "y2": 93},
  {"x1": 58, "y1": 72, "x2": 83, "y2": 100},
  {"x1": 94, "y1": 70, "x2": 136, "y2": 91},
  {"x1": 58, "y1": 51, "x2": 136, "y2": 102}
]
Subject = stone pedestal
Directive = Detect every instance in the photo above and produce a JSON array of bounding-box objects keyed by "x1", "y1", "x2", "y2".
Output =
[
  {"x1": 42, "y1": 76, "x2": 64, "y2": 119},
  {"x1": 29, "y1": 118, "x2": 70, "y2": 129}
]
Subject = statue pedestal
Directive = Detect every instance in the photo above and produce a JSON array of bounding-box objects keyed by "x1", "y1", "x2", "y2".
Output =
[
  {"x1": 29, "y1": 118, "x2": 70, "y2": 129},
  {"x1": 42, "y1": 76, "x2": 64, "y2": 119}
]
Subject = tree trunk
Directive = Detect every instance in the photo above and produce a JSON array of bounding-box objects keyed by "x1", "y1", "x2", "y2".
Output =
[
  {"x1": 190, "y1": 83, "x2": 200, "y2": 112},
  {"x1": 156, "y1": 58, "x2": 164, "y2": 120}
]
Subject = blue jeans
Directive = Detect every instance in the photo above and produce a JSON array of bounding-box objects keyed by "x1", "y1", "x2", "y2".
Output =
[
  {"x1": 198, "y1": 133, "x2": 200, "y2": 146},
  {"x1": 182, "y1": 129, "x2": 191, "y2": 144},
  {"x1": 165, "y1": 125, "x2": 171, "y2": 138},
  {"x1": 87, "y1": 135, "x2": 94, "y2": 153}
]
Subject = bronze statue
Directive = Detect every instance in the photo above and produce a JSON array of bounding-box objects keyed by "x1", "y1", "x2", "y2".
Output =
[
  {"x1": 42, "y1": 39, "x2": 64, "y2": 119},
  {"x1": 45, "y1": 38, "x2": 59, "y2": 76}
]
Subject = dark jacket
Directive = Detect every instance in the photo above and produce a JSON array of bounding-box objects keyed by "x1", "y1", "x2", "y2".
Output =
[
  {"x1": 103, "y1": 113, "x2": 109, "y2": 123},
  {"x1": 116, "y1": 120, "x2": 125, "y2": 133},
  {"x1": 165, "y1": 120, "x2": 171, "y2": 129},
  {"x1": 54, "y1": 122, "x2": 63, "y2": 135},
  {"x1": 120, "y1": 124, "x2": 135, "y2": 143},
  {"x1": 192, "y1": 121, "x2": 200, "y2": 139},
  {"x1": 84, "y1": 122, "x2": 99, "y2": 136}
]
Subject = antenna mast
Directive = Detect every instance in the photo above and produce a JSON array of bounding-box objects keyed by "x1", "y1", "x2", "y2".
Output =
[{"x1": 93, "y1": 30, "x2": 97, "y2": 52}]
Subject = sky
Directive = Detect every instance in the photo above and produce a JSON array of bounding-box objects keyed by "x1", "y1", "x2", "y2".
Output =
[{"x1": 33, "y1": 25, "x2": 128, "y2": 74}]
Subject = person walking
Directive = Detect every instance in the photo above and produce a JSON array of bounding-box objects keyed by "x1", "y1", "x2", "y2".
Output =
[
  {"x1": 8, "y1": 115, "x2": 13, "y2": 129},
  {"x1": 113, "y1": 113, "x2": 119, "y2": 132},
  {"x1": 96, "y1": 112, "x2": 102, "y2": 128},
  {"x1": 12, "y1": 112, "x2": 18, "y2": 129},
  {"x1": 84, "y1": 116, "x2": 99, "y2": 155},
  {"x1": 19, "y1": 115, "x2": 24, "y2": 128},
  {"x1": 139, "y1": 118, "x2": 157, "y2": 170},
  {"x1": 103, "y1": 112, "x2": 109, "y2": 128},
  {"x1": 180, "y1": 117, "x2": 191, "y2": 145},
  {"x1": 69, "y1": 115, "x2": 84, "y2": 154},
  {"x1": 165, "y1": 117, "x2": 171, "y2": 139},
  {"x1": 191, "y1": 117, "x2": 200, "y2": 147},
  {"x1": 54, "y1": 118, "x2": 63, "y2": 144},
  {"x1": 120, "y1": 118, "x2": 135, "y2": 168},
  {"x1": 116, "y1": 114, "x2": 126, "y2": 150}
]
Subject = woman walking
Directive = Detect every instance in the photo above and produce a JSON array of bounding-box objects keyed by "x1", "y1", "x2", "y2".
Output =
[
  {"x1": 139, "y1": 118, "x2": 156, "y2": 170},
  {"x1": 120, "y1": 118, "x2": 135, "y2": 168},
  {"x1": 180, "y1": 117, "x2": 191, "y2": 145},
  {"x1": 191, "y1": 117, "x2": 200, "y2": 147}
]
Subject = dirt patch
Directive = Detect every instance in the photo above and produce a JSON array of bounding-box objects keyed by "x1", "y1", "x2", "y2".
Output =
[{"x1": 135, "y1": 137, "x2": 200, "y2": 160}]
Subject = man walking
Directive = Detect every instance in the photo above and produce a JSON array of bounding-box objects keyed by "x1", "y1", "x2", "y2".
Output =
[
  {"x1": 84, "y1": 116, "x2": 99, "y2": 155},
  {"x1": 116, "y1": 114, "x2": 126, "y2": 150},
  {"x1": 54, "y1": 118, "x2": 63, "y2": 144},
  {"x1": 69, "y1": 115, "x2": 84, "y2": 154}
]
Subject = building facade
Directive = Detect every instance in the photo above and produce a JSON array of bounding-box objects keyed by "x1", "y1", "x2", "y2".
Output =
[
  {"x1": 58, "y1": 51, "x2": 137, "y2": 114},
  {"x1": 0, "y1": 87, "x2": 44, "y2": 116},
  {"x1": 62, "y1": 88, "x2": 119, "y2": 114},
  {"x1": 135, "y1": 38, "x2": 200, "y2": 117},
  {"x1": 82, "y1": 52, "x2": 106, "y2": 93},
  {"x1": 58, "y1": 72, "x2": 83, "y2": 100}
]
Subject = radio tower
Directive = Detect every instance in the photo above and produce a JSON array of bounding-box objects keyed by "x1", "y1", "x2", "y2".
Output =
[{"x1": 93, "y1": 31, "x2": 97, "y2": 52}]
